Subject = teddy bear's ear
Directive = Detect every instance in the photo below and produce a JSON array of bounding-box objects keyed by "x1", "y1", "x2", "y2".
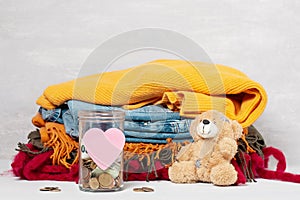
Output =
[
  {"x1": 189, "y1": 115, "x2": 202, "y2": 140},
  {"x1": 231, "y1": 120, "x2": 243, "y2": 140}
]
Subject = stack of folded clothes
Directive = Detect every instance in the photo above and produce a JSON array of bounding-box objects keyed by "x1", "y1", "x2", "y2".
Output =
[
  {"x1": 37, "y1": 100, "x2": 193, "y2": 181},
  {"x1": 11, "y1": 59, "x2": 268, "y2": 182}
]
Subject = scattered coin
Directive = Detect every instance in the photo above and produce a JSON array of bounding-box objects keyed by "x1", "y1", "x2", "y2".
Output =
[
  {"x1": 50, "y1": 188, "x2": 61, "y2": 192},
  {"x1": 40, "y1": 188, "x2": 50, "y2": 191},
  {"x1": 39, "y1": 186, "x2": 61, "y2": 192},
  {"x1": 142, "y1": 187, "x2": 154, "y2": 192},
  {"x1": 133, "y1": 187, "x2": 154, "y2": 192},
  {"x1": 133, "y1": 187, "x2": 144, "y2": 192}
]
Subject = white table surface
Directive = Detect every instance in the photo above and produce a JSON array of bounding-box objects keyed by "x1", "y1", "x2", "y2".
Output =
[{"x1": 1, "y1": 159, "x2": 300, "y2": 200}]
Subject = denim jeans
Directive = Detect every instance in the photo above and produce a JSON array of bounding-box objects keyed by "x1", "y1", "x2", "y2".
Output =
[
  {"x1": 124, "y1": 131, "x2": 192, "y2": 139},
  {"x1": 39, "y1": 106, "x2": 76, "y2": 137},
  {"x1": 64, "y1": 100, "x2": 185, "y2": 137},
  {"x1": 124, "y1": 119, "x2": 191, "y2": 133},
  {"x1": 39, "y1": 100, "x2": 192, "y2": 140},
  {"x1": 62, "y1": 109, "x2": 76, "y2": 138},
  {"x1": 67, "y1": 100, "x2": 181, "y2": 122},
  {"x1": 125, "y1": 137, "x2": 193, "y2": 144},
  {"x1": 39, "y1": 106, "x2": 68, "y2": 124}
]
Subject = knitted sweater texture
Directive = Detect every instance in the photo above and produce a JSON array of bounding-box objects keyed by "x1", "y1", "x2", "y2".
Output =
[{"x1": 36, "y1": 59, "x2": 267, "y2": 128}]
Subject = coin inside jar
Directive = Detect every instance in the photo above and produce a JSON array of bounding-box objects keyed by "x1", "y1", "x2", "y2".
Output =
[
  {"x1": 98, "y1": 172, "x2": 114, "y2": 188},
  {"x1": 81, "y1": 166, "x2": 90, "y2": 181},
  {"x1": 89, "y1": 177, "x2": 100, "y2": 190}
]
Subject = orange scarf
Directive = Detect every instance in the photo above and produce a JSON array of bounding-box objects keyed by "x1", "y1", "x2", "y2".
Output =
[{"x1": 32, "y1": 113, "x2": 79, "y2": 168}]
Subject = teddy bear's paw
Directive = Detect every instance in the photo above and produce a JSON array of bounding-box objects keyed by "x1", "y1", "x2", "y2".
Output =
[
  {"x1": 218, "y1": 137, "x2": 238, "y2": 159},
  {"x1": 196, "y1": 167, "x2": 211, "y2": 183},
  {"x1": 210, "y1": 163, "x2": 237, "y2": 186},
  {"x1": 168, "y1": 161, "x2": 198, "y2": 183}
]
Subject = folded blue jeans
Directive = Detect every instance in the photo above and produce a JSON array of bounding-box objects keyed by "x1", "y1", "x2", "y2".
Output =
[
  {"x1": 124, "y1": 119, "x2": 191, "y2": 133},
  {"x1": 125, "y1": 137, "x2": 193, "y2": 144},
  {"x1": 39, "y1": 107, "x2": 65, "y2": 124},
  {"x1": 67, "y1": 100, "x2": 181, "y2": 122},
  {"x1": 39, "y1": 100, "x2": 191, "y2": 140},
  {"x1": 124, "y1": 131, "x2": 192, "y2": 139},
  {"x1": 65, "y1": 100, "x2": 185, "y2": 138}
]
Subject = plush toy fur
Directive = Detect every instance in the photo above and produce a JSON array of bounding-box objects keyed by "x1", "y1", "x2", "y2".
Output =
[{"x1": 168, "y1": 110, "x2": 243, "y2": 186}]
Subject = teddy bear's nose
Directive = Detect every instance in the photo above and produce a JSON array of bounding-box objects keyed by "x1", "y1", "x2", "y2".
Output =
[{"x1": 203, "y1": 119, "x2": 210, "y2": 125}]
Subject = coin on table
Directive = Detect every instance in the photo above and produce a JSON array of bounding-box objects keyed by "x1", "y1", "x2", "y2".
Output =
[
  {"x1": 142, "y1": 187, "x2": 154, "y2": 192},
  {"x1": 40, "y1": 186, "x2": 61, "y2": 192},
  {"x1": 89, "y1": 177, "x2": 100, "y2": 190},
  {"x1": 40, "y1": 188, "x2": 50, "y2": 191},
  {"x1": 50, "y1": 188, "x2": 61, "y2": 192},
  {"x1": 98, "y1": 172, "x2": 114, "y2": 188},
  {"x1": 133, "y1": 187, "x2": 144, "y2": 192},
  {"x1": 133, "y1": 187, "x2": 154, "y2": 192}
]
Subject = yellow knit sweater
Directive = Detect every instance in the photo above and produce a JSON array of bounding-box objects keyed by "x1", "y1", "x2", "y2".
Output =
[{"x1": 36, "y1": 59, "x2": 267, "y2": 128}]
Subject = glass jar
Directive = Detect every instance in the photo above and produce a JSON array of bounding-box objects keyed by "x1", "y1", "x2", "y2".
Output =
[{"x1": 78, "y1": 110, "x2": 125, "y2": 192}]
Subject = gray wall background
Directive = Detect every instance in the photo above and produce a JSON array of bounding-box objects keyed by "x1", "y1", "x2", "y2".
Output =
[{"x1": 1, "y1": 0, "x2": 299, "y2": 168}]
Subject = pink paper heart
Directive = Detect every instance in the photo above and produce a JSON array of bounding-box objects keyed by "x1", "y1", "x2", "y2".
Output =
[{"x1": 82, "y1": 128, "x2": 125, "y2": 170}]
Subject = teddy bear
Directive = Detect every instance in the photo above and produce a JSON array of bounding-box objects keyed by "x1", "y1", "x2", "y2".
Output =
[{"x1": 168, "y1": 110, "x2": 243, "y2": 186}]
